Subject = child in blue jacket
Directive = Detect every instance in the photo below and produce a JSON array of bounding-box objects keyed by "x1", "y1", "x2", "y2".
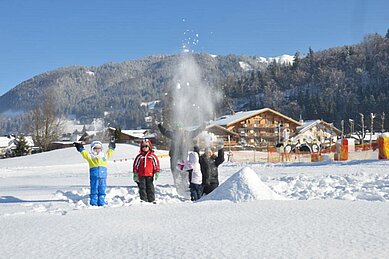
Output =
[{"x1": 74, "y1": 140, "x2": 115, "y2": 206}]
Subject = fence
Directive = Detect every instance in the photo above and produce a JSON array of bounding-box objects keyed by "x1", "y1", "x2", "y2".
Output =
[{"x1": 228, "y1": 144, "x2": 380, "y2": 163}]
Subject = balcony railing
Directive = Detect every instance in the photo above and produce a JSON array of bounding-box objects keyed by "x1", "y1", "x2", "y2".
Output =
[
  {"x1": 240, "y1": 132, "x2": 278, "y2": 137},
  {"x1": 239, "y1": 124, "x2": 278, "y2": 129}
]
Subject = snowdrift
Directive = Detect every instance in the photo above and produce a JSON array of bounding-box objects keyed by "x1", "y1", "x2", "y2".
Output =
[{"x1": 200, "y1": 167, "x2": 285, "y2": 202}]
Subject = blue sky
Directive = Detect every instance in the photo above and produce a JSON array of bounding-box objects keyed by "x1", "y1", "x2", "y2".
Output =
[{"x1": 1, "y1": 0, "x2": 388, "y2": 95}]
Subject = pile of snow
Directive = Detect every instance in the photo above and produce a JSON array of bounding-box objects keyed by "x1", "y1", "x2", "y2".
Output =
[{"x1": 200, "y1": 167, "x2": 285, "y2": 202}]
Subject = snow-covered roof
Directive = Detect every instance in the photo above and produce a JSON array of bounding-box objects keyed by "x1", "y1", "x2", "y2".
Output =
[
  {"x1": 297, "y1": 120, "x2": 341, "y2": 134},
  {"x1": 85, "y1": 131, "x2": 98, "y2": 136},
  {"x1": 0, "y1": 136, "x2": 13, "y2": 148},
  {"x1": 0, "y1": 136, "x2": 34, "y2": 148},
  {"x1": 297, "y1": 120, "x2": 320, "y2": 133},
  {"x1": 121, "y1": 129, "x2": 148, "y2": 139},
  {"x1": 211, "y1": 108, "x2": 302, "y2": 127},
  {"x1": 140, "y1": 100, "x2": 160, "y2": 110},
  {"x1": 205, "y1": 124, "x2": 240, "y2": 137}
]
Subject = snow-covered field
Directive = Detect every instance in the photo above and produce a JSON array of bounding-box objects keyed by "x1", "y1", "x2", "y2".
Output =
[{"x1": 1, "y1": 144, "x2": 389, "y2": 258}]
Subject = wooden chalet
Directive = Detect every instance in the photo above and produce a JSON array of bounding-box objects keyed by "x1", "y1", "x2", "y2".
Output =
[
  {"x1": 108, "y1": 127, "x2": 156, "y2": 144},
  {"x1": 211, "y1": 108, "x2": 302, "y2": 147},
  {"x1": 204, "y1": 124, "x2": 240, "y2": 147}
]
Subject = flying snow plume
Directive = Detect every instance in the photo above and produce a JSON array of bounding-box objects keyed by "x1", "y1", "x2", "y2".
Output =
[
  {"x1": 172, "y1": 54, "x2": 215, "y2": 127},
  {"x1": 170, "y1": 25, "x2": 222, "y2": 128},
  {"x1": 171, "y1": 22, "x2": 217, "y2": 129},
  {"x1": 181, "y1": 28, "x2": 200, "y2": 54},
  {"x1": 200, "y1": 167, "x2": 286, "y2": 202}
]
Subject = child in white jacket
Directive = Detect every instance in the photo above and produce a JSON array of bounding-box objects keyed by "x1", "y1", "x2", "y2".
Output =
[{"x1": 184, "y1": 151, "x2": 203, "y2": 201}]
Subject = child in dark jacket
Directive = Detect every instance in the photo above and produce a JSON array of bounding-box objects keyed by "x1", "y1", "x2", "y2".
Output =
[
  {"x1": 200, "y1": 147, "x2": 224, "y2": 195},
  {"x1": 74, "y1": 140, "x2": 115, "y2": 206},
  {"x1": 133, "y1": 140, "x2": 160, "y2": 203}
]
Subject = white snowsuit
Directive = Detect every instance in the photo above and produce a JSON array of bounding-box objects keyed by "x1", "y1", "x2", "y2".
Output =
[{"x1": 184, "y1": 152, "x2": 202, "y2": 185}]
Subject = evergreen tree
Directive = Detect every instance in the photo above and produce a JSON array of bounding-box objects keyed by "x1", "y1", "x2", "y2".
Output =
[{"x1": 14, "y1": 135, "x2": 30, "y2": 156}]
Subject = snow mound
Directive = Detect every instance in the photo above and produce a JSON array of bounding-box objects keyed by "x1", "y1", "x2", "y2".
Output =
[{"x1": 200, "y1": 167, "x2": 285, "y2": 202}]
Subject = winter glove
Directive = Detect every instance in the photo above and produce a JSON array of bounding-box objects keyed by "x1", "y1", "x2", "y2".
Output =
[
  {"x1": 74, "y1": 142, "x2": 84, "y2": 152},
  {"x1": 109, "y1": 140, "x2": 116, "y2": 150},
  {"x1": 133, "y1": 173, "x2": 139, "y2": 183},
  {"x1": 154, "y1": 173, "x2": 160, "y2": 181}
]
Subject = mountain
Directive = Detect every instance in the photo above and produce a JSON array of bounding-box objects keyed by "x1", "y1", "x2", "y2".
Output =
[
  {"x1": 0, "y1": 53, "x2": 281, "y2": 130},
  {"x1": 2, "y1": 32, "x2": 389, "y2": 134}
]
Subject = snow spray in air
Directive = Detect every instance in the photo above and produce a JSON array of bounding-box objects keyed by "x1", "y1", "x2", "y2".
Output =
[
  {"x1": 166, "y1": 25, "x2": 221, "y2": 197},
  {"x1": 171, "y1": 27, "x2": 214, "y2": 126},
  {"x1": 171, "y1": 26, "x2": 219, "y2": 139}
]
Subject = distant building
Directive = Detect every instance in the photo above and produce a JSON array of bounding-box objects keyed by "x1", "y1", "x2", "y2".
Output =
[
  {"x1": 211, "y1": 108, "x2": 302, "y2": 148},
  {"x1": 108, "y1": 127, "x2": 155, "y2": 145},
  {"x1": 0, "y1": 135, "x2": 35, "y2": 158},
  {"x1": 0, "y1": 136, "x2": 14, "y2": 157},
  {"x1": 295, "y1": 119, "x2": 340, "y2": 146},
  {"x1": 203, "y1": 124, "x2": 240, "y2": 148}
]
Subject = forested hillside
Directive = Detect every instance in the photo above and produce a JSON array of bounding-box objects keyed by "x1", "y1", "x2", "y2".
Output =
[
  {"x1": 0, "y1": 54, "x2": 266, "y2": 133},
  {"x1": 1, "y1": 31, "x2": 389, "y2": 134},
  {"x1": 223, "y1": 32, "x2": 389, "y2": 130}
]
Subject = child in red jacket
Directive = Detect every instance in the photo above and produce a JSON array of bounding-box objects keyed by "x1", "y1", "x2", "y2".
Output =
[{"x1": 133, "y1": 140, "x2": 160, "y2": 203}]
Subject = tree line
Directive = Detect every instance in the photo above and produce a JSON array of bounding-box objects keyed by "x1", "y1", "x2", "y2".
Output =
[{"x1": 221, "y1": 31, "x2": 389, "y2": 132}]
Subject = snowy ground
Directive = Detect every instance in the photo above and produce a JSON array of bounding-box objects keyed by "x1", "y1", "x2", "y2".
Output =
[{"x1": 1, "y1": 144, "x2": 389, "y2": 258}]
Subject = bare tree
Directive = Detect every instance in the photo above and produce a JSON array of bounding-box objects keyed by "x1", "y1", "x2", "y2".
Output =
[{"x1": 29, "y1": 90, "x2": 63, "y2": 151}]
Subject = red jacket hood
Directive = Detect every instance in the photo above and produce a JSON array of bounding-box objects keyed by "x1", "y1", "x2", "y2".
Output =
[{"x1": 139, "y1": 139, "x2": 153, "y2": 151}]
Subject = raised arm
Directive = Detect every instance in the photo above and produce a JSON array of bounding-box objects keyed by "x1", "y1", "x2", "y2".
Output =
[
  {"x1": 74, "y1": 142, "x2": 91, "y2": 161},
  {"x1": 200, "y1": 156, "x2": 210, "y2": 185},
  {"x1": 158, "y1": 123, "x2": 173, "y2": 139},
  {"x1": 214, "y1": 148, "x2": 225, "y2": 167},
  {"x1": 189, "y1": 122, "x2": 206, "y2": 139}
]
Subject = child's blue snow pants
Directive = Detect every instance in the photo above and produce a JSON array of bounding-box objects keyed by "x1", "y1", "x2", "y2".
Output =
[{"x1": 89, "y1": 167, "x2": 107, "y2": 206}]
